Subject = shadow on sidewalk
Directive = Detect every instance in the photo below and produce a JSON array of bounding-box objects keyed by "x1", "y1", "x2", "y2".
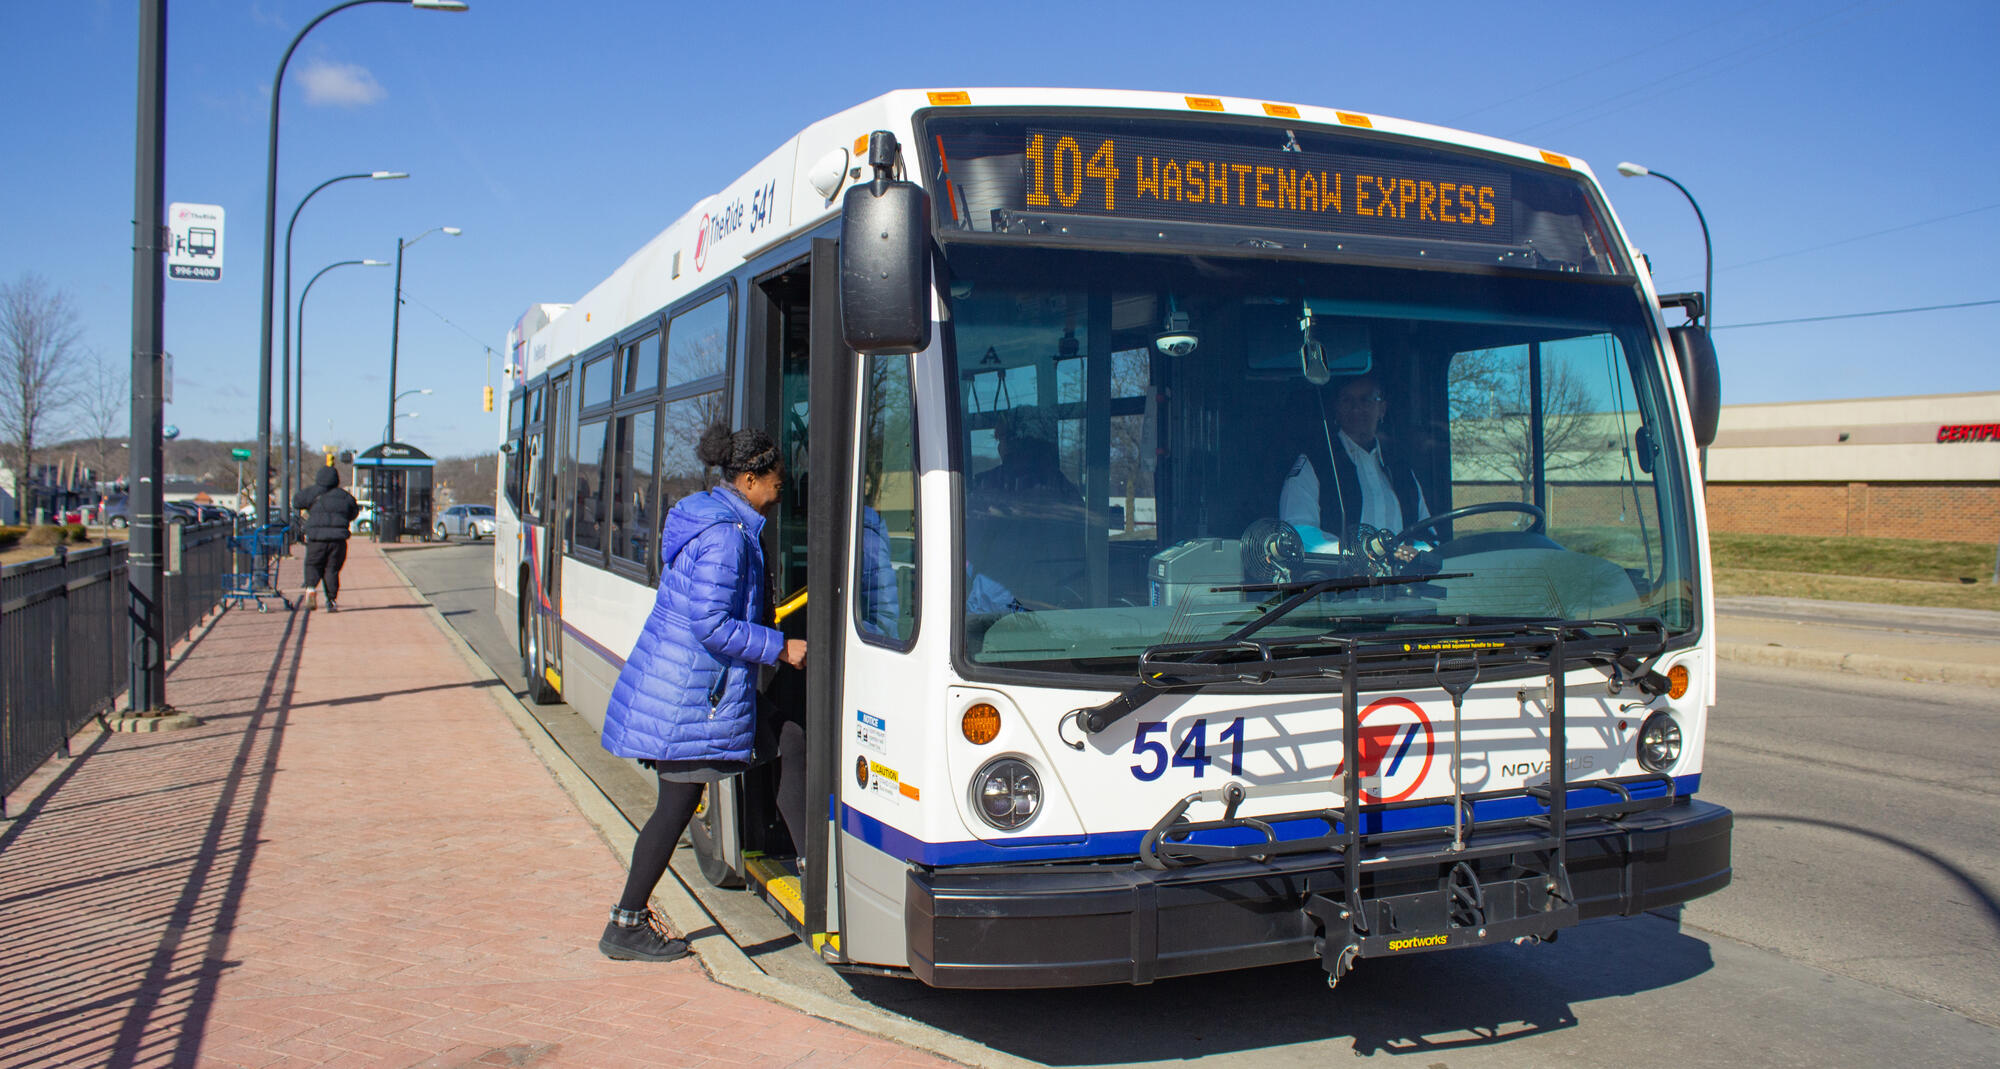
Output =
[{"x1": 0, "y1": 606, "x2": 312, "y2": 1067}]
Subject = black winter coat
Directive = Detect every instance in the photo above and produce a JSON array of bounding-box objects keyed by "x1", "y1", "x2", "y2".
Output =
[{"x1": 292, "y1": 467, "x2": 360, "y2": 541}]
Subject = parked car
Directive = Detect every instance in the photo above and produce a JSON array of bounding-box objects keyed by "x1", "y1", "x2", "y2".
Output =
[
  {"x1": 434, "y1": 503, "x2": 497, "y2": 541},
  {"x1": 101, "y1": 495, "x2": 131, "y2": 528},
  {"x1": 352, "y1": 505, "x2": 374, "y2": 534}
]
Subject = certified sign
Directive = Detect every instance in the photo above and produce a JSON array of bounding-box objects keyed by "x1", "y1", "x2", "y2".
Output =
[{"x1": 167, "y1": 202, "x2": 225, "y2": 282}]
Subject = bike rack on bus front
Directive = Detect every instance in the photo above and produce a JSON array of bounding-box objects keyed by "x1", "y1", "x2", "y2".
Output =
[{"x1": 1127, "y1": 620, "x2": 1675, "y2": 986}]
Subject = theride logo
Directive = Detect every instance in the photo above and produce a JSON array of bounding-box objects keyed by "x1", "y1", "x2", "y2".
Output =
[
  {"x1": 694, "y1": 214, "x2": 711, "y2": 273},
  {"x1": 1332, "y1": 697, "x2": 1435, "y2": 803}
]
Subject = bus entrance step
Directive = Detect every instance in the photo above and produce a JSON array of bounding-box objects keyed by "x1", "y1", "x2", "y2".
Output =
[{"x1": 1304, "y1": 871, "x2": 1578, "y2": 985}]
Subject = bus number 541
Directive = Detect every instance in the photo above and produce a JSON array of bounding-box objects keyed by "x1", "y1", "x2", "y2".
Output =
[{"x1": 1130, "y1": 718, "x2": 1245, "y2": 781}]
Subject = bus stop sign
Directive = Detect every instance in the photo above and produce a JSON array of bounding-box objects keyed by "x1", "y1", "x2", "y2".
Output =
[{"x1": 167, "y1": 202, "x2": 225, "y2": 282}]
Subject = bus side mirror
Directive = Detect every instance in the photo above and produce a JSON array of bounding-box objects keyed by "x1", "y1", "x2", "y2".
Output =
[
  {"x1": 1669, "y1": 324, "x2": 1721, "y2": 448},
  {"x1": 840, "y1": 131, "x2": 932, "y2": 355}
]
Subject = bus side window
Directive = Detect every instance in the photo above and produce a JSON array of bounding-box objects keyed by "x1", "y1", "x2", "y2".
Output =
[{"x1": 856, "y1": 353, "x2": 919, "y2": 646}]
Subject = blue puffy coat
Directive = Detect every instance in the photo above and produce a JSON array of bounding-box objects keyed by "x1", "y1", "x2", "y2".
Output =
[{"x1": 600, "y1": 486, "x2": 783, "y2": 764}]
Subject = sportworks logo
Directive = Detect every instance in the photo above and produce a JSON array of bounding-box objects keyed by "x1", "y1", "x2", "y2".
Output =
[
  {"x1": 1332, "y1": 697, "x2": 1435, "y2": 803},
  {"x1": 1388, "y1": 934, "x2": 1448, "y2": 951}
]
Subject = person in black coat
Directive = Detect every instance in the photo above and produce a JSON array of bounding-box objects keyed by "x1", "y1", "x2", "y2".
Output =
[{"x1": 291, "y1": 464, "x2": 361, "y2": 610}]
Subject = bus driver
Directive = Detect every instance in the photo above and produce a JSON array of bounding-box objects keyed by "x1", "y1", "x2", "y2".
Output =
[{"x1": 1278, "y1": 374, "x2": 1428, "y2": 558}]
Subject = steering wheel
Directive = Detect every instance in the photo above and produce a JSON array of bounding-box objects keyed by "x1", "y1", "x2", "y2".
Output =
[{"x1": 1388, "y1": 501, "x2": 1547, "y2": 556}]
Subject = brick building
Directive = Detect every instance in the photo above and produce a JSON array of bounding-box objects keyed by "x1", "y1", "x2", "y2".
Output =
[{"x1": 1705, "y1": 391, "x2": 2000, "y2": 543}]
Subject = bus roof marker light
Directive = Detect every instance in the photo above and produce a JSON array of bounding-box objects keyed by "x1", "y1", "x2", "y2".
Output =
[
  {"x1": 927, "y1": 90, "x2": 971, "y2": 106},
  {"x1": 1335, "y1": 111, "x2": 1372, "y2": 128},
  {"x1": 1185, "y1": 96, "x2": 1224, "y2": 112},
  {"x1": 1540, "y1": 150, "x2": 1572, "y2": 169},
  {"x1": 1262, "y1": 102, "x2": 1300, "y2": 118}
]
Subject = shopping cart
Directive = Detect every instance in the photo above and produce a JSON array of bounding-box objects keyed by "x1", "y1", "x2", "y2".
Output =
[{"x1": 223, "y1": 522, "x2": 293, "y2": 613}]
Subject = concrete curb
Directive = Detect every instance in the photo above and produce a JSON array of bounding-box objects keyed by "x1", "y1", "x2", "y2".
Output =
[
  {"x1": 1717, "y1": 641, "x2": 2000, "y2": 688},
  {"x1": 379, "y1": 551, "x2": 1023, "y2": 1069}
]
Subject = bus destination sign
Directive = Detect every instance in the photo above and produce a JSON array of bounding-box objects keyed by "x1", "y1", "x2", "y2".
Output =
[{"x1": 1021, "y1": 129, "x2": 1513, "y2": 246}]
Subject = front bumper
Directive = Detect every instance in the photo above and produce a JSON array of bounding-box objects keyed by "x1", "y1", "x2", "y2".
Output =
[{"x1": 905, "y1": 798, "x2": 1731, "y2": 988}]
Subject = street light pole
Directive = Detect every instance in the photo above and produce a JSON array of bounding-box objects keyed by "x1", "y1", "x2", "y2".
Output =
[
  {"x1": 252, "y1": 0, "x2": 468, "y2": 529},
  {"x1": 282, "y1": 171, "x2": 405, "y2": 521},
  {"x1": 1617, "y1": 162, "x2": 1713, "y2": 329},
  {"x1": 297, "y1": 258, "x2": 388, "y2": 491},
  {"x1": 127, "y1": 0, "x2": 170, "y2": 716},
  {"x1": 385, "y1": 226, "x2": 459, "y2": 448},
  {"x1": 383, "y1": 389, "x2": 432, "y2": 443}
]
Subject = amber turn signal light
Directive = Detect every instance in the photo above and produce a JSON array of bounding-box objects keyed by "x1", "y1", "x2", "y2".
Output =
[
  {"x1": 962, "y1": 703, "x2": 1001, "y2": 745},
  {"x1": 1666, "y1": 664, "x2": 1689, "y2": 700}
]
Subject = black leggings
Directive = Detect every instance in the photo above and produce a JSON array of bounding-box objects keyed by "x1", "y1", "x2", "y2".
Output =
[
  {"x1": 775, "y1": 720, "x2": 807, "y2": 859},
  {"x1": 616, "y1": 778, "x2": 705, "y2": 912},
  {"x1": 302, "y1": 539, "x2": 349, "y2": 599}
]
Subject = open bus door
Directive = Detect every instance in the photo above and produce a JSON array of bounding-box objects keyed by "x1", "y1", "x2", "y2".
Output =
[
  {"x1": 686, "y1": 239, "x2": 852, "y2": 956},
  {"x1": 524, "y1": 370, "x2": 570, "y2": 704}
]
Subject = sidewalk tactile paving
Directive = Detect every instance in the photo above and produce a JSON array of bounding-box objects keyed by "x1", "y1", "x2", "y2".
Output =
[{"x1": 0, "y1": 541, "x2": 958, "y2": 1068}]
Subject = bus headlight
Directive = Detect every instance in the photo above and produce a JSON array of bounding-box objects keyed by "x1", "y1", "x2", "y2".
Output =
[
  {"x1": 972, "y1": 757, "x2": 1041, "y2": 830},
  {"x1": 1636, "y1": 711, "x2": 1683, "y2": 772}
]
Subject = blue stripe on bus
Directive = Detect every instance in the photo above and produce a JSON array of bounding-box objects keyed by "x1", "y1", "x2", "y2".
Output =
[
  {"x1": 844, "y1": 773, "x2": 1703, "y2": 867},
  {"x1": 562, "y1": 620, "x2": 628, "y2": 669}
]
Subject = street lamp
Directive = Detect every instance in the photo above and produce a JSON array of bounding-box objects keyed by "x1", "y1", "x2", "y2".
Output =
[
  {"x1": 386, "y1": 226, "x2": 460, "y2": 446},
  {"x1": 253, "y1": 0, "x2": 469, "y2": 528},
  {"x1": 1617, "y1": 162, "x2": 1712, "y2": 329},
  {"x1": 385, "y1": 388, "x2": 433, "y2": 443},
  {"x1": 298, "y1": 258, "x2": 388, "y2": 497},
  {"x1": 282, "y1": 171, "x2": 405, "y2": 516}
]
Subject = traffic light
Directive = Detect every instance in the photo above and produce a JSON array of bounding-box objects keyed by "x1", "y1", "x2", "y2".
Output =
[{"x1": 483, "y1": 385, "x2": 494, "y2": 412}]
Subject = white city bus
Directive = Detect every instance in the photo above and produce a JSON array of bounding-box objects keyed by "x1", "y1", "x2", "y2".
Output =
[{"x1": 493, "y1": 88, "x2": 1730, "y2": 988}]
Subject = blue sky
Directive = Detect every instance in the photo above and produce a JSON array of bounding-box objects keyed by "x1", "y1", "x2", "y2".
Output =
[{"x1": 6, "y1": 0, "x2": 1996, "y2": 461}]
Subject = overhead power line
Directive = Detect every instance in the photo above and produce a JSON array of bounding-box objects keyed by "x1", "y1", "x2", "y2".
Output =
[
  {"x1": 1510, "y1": 0, "x2": 1896, "y2": 142},
  {"x1": 1659, "y1": 201, "x2": 2000, "y2": 286},
  {"x1": 1716, "y1": 297, "x2": 2000, "y2": 330},
  {"x1": 402, "y1": 290, "x2": 498, "y2": 355}
]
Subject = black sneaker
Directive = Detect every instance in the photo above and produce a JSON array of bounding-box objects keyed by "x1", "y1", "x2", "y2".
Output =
[
  {"x1": 599, "y1": 908, "x2": 690, "y2": 962},
  {"x1": 325, "y1": 599, "x2": 339, "y2": 613}
]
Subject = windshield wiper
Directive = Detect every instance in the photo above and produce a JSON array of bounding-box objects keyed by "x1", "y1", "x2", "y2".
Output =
[{"x1": 1074, "y1": 572, "x2": 1470, "y2": 735}]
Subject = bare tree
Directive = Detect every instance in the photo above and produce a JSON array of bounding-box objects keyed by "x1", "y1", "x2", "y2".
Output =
[
  {"x1": 1448, "y1": 346, "x2": 1617, "y2": 500},
  {"x1": 0, "y1": 273, "x2": 85, "y2": 521},
  {"x1": 75, "y1": 346, "x2": 129, "y2": 488}
]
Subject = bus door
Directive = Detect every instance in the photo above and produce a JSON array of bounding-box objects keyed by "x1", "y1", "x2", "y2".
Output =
[
  {"x1": 692, "y1": 243, "x2": 851, "y2": 950},
  {"x1": 527, "y1": 370, "x2": 571, "y2": 702}
]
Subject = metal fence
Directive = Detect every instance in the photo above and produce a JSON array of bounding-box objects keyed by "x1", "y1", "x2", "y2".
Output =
[{"x1": 1, "y1": 522, "x2": 233, "y2": 816}]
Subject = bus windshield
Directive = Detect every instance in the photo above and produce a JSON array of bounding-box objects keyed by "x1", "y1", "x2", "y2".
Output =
[{"x1": 945, "y1": 243, "x2": 1697, "y2": 674}]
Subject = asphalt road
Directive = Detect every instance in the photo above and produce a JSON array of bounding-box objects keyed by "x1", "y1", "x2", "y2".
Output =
[{"x1": 392, "y1": 542, "x2": 2000, "y2": 1068}]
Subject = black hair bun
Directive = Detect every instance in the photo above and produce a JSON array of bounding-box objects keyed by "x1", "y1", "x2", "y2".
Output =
[{"x1": 696, "y1": 423, "x2": 735, "y2": 468}]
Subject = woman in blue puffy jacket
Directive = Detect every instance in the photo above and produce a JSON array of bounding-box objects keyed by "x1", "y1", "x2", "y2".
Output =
[{"x1": 597, "y1": 423, "x2": 807, "y2": 962}]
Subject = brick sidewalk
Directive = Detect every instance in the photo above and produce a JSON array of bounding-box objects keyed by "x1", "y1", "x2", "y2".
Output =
[{"x1": 0, "y1": 541, "x2": 952, "y2": 1069}]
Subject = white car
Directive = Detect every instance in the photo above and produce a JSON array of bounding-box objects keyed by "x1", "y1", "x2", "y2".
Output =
[{"x1": 435, "y1": 503, "x2": 497, "y2": 541}]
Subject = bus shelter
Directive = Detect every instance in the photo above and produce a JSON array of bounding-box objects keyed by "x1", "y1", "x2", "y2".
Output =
[{"x1": 354, "y1": 441, "x2": 435, "y2": 543}]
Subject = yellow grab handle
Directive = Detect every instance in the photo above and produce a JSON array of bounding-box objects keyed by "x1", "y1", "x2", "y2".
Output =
[{"x1": 774, "y1": 589, "x2": 808, "y2": 624}]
